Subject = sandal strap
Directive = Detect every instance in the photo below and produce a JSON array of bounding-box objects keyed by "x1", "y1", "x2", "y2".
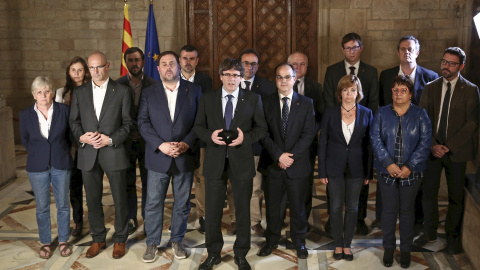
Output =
[{"x1": 59, "y1": 242, "x2": 72, "y2": 256}]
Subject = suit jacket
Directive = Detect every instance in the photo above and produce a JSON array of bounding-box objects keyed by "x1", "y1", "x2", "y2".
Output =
[
  {"x1": 193, "y1": 88, "x2": 267, "y2": 180},
  {"x1": 193, "y1": 71, "x2": 213, "y2": 94},
  {"x1": 259, "y1": 91, "x2": 316, "y2": 179},
  {"x1": 323, "y1": 60, "x2": 379, "y2": 112},
  {"x1": 69, "y1": 79, "x2": 135, "y2": 171},
  {"x1": 317, "y1": 104, "x2": 373, "y2": 179},
  {"x1": 138, "y1": 79, "x2": 201, "y2": 173},
  {"x1": 20, "y1": 101, "x2": 74, "y2": 172},
  {"x1": 419, "y1": 75, "x2": 480, "y2": 162},
  {"x1": 379, "y1": 65, "x2": 439, "y2": 106},
  {"x1": 303, "y1": 77, "x2": 324, "y2": 127}
]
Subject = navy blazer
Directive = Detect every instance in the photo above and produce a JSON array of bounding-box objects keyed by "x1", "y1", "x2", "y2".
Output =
[
  {"x1": 138, "y1": 79, "x2": 202, "y2": 173},
  {"x1": 379, "y1": 65, "x2": 439, "y2": 106},
  {"x1": 20, "y1": 101, "x2": 74, "y2": 172},
  {"x1": 318, "y1": 104, "x2": 373, "y2": 179},
  {"x1": 259, "y1": 91, "x2": 316, "y2": 179},
  {"x1": 193, "y1": 71, "x2": 213, "y2": 93}
]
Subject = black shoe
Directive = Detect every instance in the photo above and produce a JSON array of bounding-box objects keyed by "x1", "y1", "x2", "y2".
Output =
[
  {"x1": 199, "y1": 255, "x2": 221, "y2": 270},
  {"x1": 234, "y1": 256, "x2": 251, "y2": 270},
  {"x1": 371, "y1": 219, "x2": 381, "y2": 230},
  {"x1": 446, "y1": 235, "x2": 462, "y2": 254},
  {"x1": 383, "y1": 248, "x2": 394, "y2": 267},
  {"x1": 356, "y1": 220, "x2": 369, "y2": 236},
  {"x1": 400, "y1": 252, "x2": 411, "y2": 268},
  {"x1": 413, "y1": 232, "x2": 437, "y2": 247},
  {"x1": 333, "y1": 251, "x2": 343, "y2": 260},
  {"x1": 324, "y1": 218, "x2": 331, "y2": 233},
  {"x1": 128, "y1": 219, "x2": 138, "y2": 235},
  {"x1": 72, "y1": 222, "x2": 83, "y2": 237},
  {"x1": 199, "y1": 217, "x2": 205, "y2": 234},
  {"x1": 257, "y1": 244, "x2": 278, "y2": 257},
  {"x1": 413, "y1": 223, "x2": 423, "y2": 236},
  {"x1": 343, "y1": 252, "x2": 353, "y2": 261},
  {"x1": 296, "y1": 245, "x2": 308, "y2": 259}
]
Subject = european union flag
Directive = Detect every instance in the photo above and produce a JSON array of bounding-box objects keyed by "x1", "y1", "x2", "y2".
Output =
[{"x1": 144, "y1": 3, "x2": 160, "y2": 81}]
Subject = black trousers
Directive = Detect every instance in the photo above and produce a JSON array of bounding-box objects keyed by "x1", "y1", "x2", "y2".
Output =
[
  {"x1": 265, "y1": 173, "x2": 308, "y2": 247},
  {"x1": 204, "y1": 159, "x2": 253, "y2": 257},
  {"x1": 327, "y1": 181, "x2": 369, "y2": 221},
  {"x1": 70, "y1": 150, "x2": 83, "y2": 225},
  {"x1": 422, "y1": 154, "x2": 466, "y2": 237},
  {"x1": 125, "y1": 138, "x2": 147, "y2": 220},
  {"x1": 82, "y1": 161, "x2": 128, "y2": 243}
]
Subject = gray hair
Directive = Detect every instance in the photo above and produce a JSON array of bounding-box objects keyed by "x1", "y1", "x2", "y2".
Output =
[{"x1": 31, "y1": 76, "x2": 54, "y2": 95}]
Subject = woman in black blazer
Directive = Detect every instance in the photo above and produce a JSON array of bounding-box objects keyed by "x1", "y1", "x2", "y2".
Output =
[
  {"x1": 318, "y1": 75, "x2": 373, "y2": 261},
  {"x1": 20, "y1": 76, "x2": 74, "y2": 259}
]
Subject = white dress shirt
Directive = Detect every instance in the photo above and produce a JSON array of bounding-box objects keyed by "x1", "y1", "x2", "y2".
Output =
[
  {"x1": 181, "y1": 71, "x2": 196, "y2": 83},
  {"x1": 221, "y1": 87, "x2": 239, "y2": 118},
  {"x1": 398, "y1": 65, "x2": 417, "y2": 86},
  {"x1": 241, "y1": 75, "x2": 255, "y2": 91},
  {"x1": 344, "y1": 60, "x2": 360, "y2": 76},
  {"x1": 342, "y1": 119, "x2": 355, "y2": 145},
  {"x1": 34, "y1": 102, "x2": 54, "y2": 139},
  {"x1": 296, "y1": 77, "x2": 305, "y2": 96},
  {"x1": 436, "y1": 76, "x2": 459, "y2": 134},
  {"x1": 164, "y1": 81, "x2": 180, "y2": 122},
  {"x1": 278, "y1": 90, "x2": 293, "y2": 114},
  {"x1": 92, "y1": 78, "x2": 109, "y2": 120}
]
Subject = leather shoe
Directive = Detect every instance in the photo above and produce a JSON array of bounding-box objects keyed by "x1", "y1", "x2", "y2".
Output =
[
  {"x1": 234, "y1": 256, "x2": 251, "y2": 270},
  {"x1": 446, "y1": 235, "x2": 462, "y2": 254},
  {"x1": 343, "y1": 252, "x2": 354, "y2": 261},
  {"x1": 333, "y1": 251, "x2": 343, "y2": 260},
  {"x1": 128, "y1": 218, "x2": 138, "y2": 235},
  {"x1": 257, "y1": 244, "x2": 278, "y2": 256},
  {"x1": 199, "y1": 255, "x2": 221, "y2": 270},
  {"x1": 400, "y1": 251, "x2": 411, "y2": 268},
  {"x1": 198, "y1": 217, "x2": 205, "y2": 234},
  {"x1": 296, "y1": 245, "x2": 308, "y2": 259},
  {"x1": 71, "y1": 222, "x2": 83, "y2": 237},
  {"x1": 226, "y1": 222, "x2": 236, "y2": 235},
  {"x1": 86, "y1": 242, "x2": 106, "y2": 258},
  {"x1": 383, "y1": 248, "x2": 394, "y2": 267},
  {"x1": 112, "y1": 242, "x2": 126, "y2": 259}
]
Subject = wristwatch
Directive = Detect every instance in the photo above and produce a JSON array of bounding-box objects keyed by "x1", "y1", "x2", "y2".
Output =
[{"x1": 109, "y1": 137, "x2": 113, "y2": 147}]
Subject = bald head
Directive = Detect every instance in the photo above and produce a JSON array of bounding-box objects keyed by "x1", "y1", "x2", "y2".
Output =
[
  {"x1": 88, "y1": 51, "x2": 110, "y2": 85},
  {"x1": 288, "y1": 52, "x2": 308, "y2": 79}
]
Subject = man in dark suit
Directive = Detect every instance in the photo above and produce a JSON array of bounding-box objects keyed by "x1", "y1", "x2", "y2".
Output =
[
  {"x1": 116, "y1": 47, "x2": 157, "y2": 235},
  {"x1": 138, "y1": 51, "x2": 201, "y2": 262},
  {"x1": 323, "y1": 33, "x2": 378, "y2": 235},
  {"x1": 375, "y1": 35, "x2": 439, "y2": 231},
  {"x1": 69, "y1": 51, "x2": 134, "y2": 259},
  {"x1": 257, "y1": 63, "x2": 316, "y2": 259},
  {"x1": 194, "y1": 58, "x2": 267, "y2": 270},
  {"x1": 179, "y1": 44, "x2": 212, "y2": 234},
  {"x1": 287, "y1": 51, "x2": 324, "y2": 223},
  {"x1": 416, "y1": 47, "x2": 480, "y2": 254}
]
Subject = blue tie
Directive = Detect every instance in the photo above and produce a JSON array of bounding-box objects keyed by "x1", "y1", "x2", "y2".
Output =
[
  {"x1": 225, "y1": 95, "x2": 233, "y2": 130},
  {"x1": 282, "y1": 97, "x2": 289, "y2": 139},
  {"x1": 244, "y1": 81, "x2": 251, "y2": 91}
]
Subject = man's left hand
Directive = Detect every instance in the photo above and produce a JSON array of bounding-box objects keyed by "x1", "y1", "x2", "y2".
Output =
[
  {"x1": 229, "y1": 128, "x2": 244, "y2": 146},
  {"x1": 93, "y1": 134, "x2": 110, "y2": 149}
]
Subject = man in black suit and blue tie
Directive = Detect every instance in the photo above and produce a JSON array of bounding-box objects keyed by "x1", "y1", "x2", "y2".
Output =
[
  {"x1": 257, "y1": 63, "x2": 316, "y2": 259},
  {"x1": 195, "y1": 58, "x2": 267, "y2": 270}
]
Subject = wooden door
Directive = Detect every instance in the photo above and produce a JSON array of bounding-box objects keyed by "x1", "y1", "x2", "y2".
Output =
[{"x1": 188, "y1": 0, "x2": 318, "y2": 89}]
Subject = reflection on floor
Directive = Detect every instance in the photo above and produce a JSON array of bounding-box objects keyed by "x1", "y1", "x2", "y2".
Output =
[{"x1": 0, "y1": 145, "x2": 474, "y2": 269}]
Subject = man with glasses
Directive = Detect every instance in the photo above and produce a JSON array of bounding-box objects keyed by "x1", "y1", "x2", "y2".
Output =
[
  {"x1": 138, "y1": 51, "x2": 201, "y2": 262},
  {"x1": 323, "y1": 33, "x2": 378, "y2": 235},
  {"x1": 287, "y1": 51, "x2": 324, "y2": 224},
  {"x1": 417, "y1": 47, "x2": 479, "y2": 254},
  {"x1": 179, "y1": 45, "x2": 212, "y2": 234},
  {"x1": 116, "y1": 47, "x2": 157, "y2": 235},
  {"x1": 257, "y1": 63, "x2": 315, "y2": 259},
  {"x1": 69, "y1": 51, "x2": 134, "y2": 259},
  {"x1": 194, "y1": 58, "x2": 267, "y2": 270},
  {"x1": 375, "y1": 35, "x2": 438, "y2": 232}
]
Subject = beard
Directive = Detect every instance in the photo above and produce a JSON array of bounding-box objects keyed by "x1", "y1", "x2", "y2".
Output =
[{"x1": 128, "y1": 66, "x2": 142, "y2": 77}]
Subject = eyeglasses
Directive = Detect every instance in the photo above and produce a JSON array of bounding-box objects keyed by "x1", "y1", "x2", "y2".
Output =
[
  {"x1": 440, "y1": 59, "x2": 461, "y2": 67},
  {"x1": 276, "y1": 75, "x2": 294, "y2": 81},
  {"x1": 88, "y1": 63, "x2": 107, "y2": 71},
  {"x1": 242, "y1": 61, "x2": 258, "y2": 68},
  {"x1": 35, "y1": 90, "x2": 52, "y2": 96},
  {"x1": 290, "y1": 62, "x2": 307, "y2": 67},
  {"x1": 343, "y1": 46, "x2": 361, "y2": 52},
  {"x1": 392, "y1": 88, "x2": 409, "y2": 94},
  {"x1": 221, "y1": 73, "x2": 242, "y2": 78}
]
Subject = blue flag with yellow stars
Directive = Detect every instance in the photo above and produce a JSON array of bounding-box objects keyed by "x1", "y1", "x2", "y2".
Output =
[{"x1": 144, "y1": 3, "x2": 160, "y2": 81}]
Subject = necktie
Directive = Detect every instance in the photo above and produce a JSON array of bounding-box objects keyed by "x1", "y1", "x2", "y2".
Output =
[
  {"x1": 244, "y1": 81, "x2": 251, "y2": 91},
  {"x1": 293, "y1": 80, "x2": 299, "y2": 93},
  {"x1": 282, "y1": 97, "x2": 289, "y2": 139},
  {"x1": 225, "y1": 95, "x2": 233, "y2": 130},
  {"x1": 349, "y1": 66, "x2": 356, "y2": 75},
  {"x1": 437, "y1": 82, "x2": 451, "y2": 144}
]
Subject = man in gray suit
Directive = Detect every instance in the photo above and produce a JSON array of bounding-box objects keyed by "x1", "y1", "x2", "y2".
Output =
[{"x1": 70, "y1": 51, "x2": 134, "y2": 259}]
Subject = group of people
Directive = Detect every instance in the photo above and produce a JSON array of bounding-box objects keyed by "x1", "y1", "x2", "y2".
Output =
[{"x1": 18, "y1": 32, "x2": 479, "y2": 270}]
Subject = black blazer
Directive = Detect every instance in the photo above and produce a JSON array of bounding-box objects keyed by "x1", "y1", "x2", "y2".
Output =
[
  {"x1": 259, "y1": 91, "x2": 316, "y2": 179},
  {"x1": 193, "y1": 88, "x2": 267, "y2": 180},
  {"x1": 193, "y1": 71, "x2": 213, "y2": 93},
  {"x1": 20, "y1": 101, "x2": 74, "y2": 172},
  {"x1": 317, "y1": 104, "x2": 373, "y2": 179},
  {"x1": 69, "y1": 79, "x2": 135, "y2": 171},
  {"x1": 304, "y1": 77, "x2": 324, "y2": 127},
  {"x1": 323, "y1": 60, "x2": 379, "y2": 112},
  {"x1": 250, "y1": 76, "x2": 276, "y2": 97},
  {"x1": 138, "y1": 79, "x2": 201, "y2": 173},
  {"x1": 379, "y1": 65, "x2": 439, "y2": 106}
]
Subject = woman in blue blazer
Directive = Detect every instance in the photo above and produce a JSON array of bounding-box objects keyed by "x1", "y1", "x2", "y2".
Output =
[
  {"x1": 20, "y1": 76, "x2": 74, "y2": 259},
  {"x1": 318, "y1": 75, "x2": 373, "y2": 261}
]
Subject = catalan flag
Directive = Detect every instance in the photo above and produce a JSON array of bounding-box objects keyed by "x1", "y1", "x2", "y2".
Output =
[
  {"x1": 144, "y1": 3, "x2": 160, "y2": 81},
  {"x1": 121, "y1": 2, "x2": 133, "y2": 76}
]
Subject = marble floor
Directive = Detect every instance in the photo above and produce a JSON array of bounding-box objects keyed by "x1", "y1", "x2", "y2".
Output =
[{"x1": 0, "y1": 146, "x2": 475, "y2": 270}]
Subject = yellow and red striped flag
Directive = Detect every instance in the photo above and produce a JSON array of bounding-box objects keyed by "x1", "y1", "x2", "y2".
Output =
[{"x1": 121, "y1": 2, "x2": 133, "y2": 76}]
